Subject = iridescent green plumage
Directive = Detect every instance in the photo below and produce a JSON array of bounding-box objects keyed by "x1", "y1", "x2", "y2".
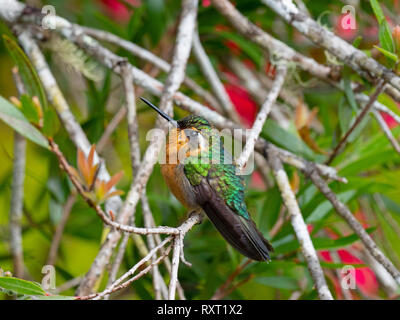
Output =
[
  {"x1": 180, "y1": 116, "x2": 249, "y2": 218},
  {"x1": 140, "y1": 98, "x2": 273, "y2": 261}
]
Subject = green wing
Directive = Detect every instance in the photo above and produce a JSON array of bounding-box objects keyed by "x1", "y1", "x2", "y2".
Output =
[{"x1": 183, "y1": 142, "x2": 249, "y2": 220}]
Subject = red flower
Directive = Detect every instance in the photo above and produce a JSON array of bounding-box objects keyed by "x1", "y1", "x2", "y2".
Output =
[
  {"x1": 224, "y1": 83, "x2": 257, "y2": 127},
  {"x1": 99, "y1": 0, "x2": 138, "y2": 22},
  {"x1": 335, "y1": 13, "x2": 357, "y2": 40},
  {"x1": 381, "y1": 111, "x2": 398, "y2": 129},
  {"x1": 225, "y1": 40, "x2": 241, "y2": 56},
  {"x1": 320, "y1": 247, "x2": 379, "y2": 298},
  {"x1": 202, "y1": 0, "x2": 211, "y2": 7}
]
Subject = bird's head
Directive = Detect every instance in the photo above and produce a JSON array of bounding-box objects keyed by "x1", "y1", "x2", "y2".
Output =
[{"x1": 140, "y1": 97, "x2": 214, "y2": 164}]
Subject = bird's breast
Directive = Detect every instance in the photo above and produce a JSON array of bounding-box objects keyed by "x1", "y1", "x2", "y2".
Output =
[{"x1": 161, "y1": 163, "x2": 199, "y2": 210}]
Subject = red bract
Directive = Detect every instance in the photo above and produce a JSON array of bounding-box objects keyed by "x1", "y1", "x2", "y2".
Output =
[
  {"x1": 250, "y1": 171, "x2": 265, "y2": 190},
  {"x1": 225, "y1": 40, "x2": 241, "y2": 56},
  {"x1": 381, "y1": 112, "x2": 398, "y2": 129},
  {"x1": 99, "y1": 0, "x2": 138, "y2": 22},
  {"x1": 335, "y1": 14, "x2": 357, "y2": 40},
  {"x1": 319, "y1": 248, "x2": 379, "y2": 297},
  {"x1": 224, "y1": 83, "x2": 257, "y2": 127},
  {"x1": 202, "y1": 0, "x2": 211, "y2": 7}
]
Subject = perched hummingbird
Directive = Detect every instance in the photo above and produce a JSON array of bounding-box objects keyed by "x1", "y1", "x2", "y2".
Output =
[{"x1": 140, "y1": 97, "x2": 273, "y2": 261}]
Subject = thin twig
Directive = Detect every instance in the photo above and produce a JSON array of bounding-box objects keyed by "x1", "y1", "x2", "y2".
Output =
[
  {"x1": 80, "y1": 26, "x2": 222, "y2": 111},
  {"x1": 48, "y1": 139, "x2": 180, "y2": 236},
  {"x1": 211, "y1": 0, "x2": 332, "y2": 80},
  {"x1": 192, "y1": 30, "x2": 239, "y2": 122},
  {"x1": 326, "y1": 80, "x2": 386, "y2": 165},
  {"x1": 372, "y1": 110, "x2": 400, "y2": 154},
  {"x1": 211, "y1": 259, "x2": 251, "y2": 300},
  {"x1": 80, "y1": 237, "x2": 174, "y2": 300},
  {"x1": 306, "y1": 168, "x2": 400, "y2": 286},
  {"x1": 47, "y1": 193, "x2": 77, "y2": 266},
  {"x1": 168, "y1": 236, "x2": 181, "y2": 300},
  {"x1": 9, "y1": 68, "x2": 27, "y2": 278},
  {"x1": 260, "y1": 0, "x2": 400, "y2": 100},
  {"x1": 236, "y1": 65, "x2": 287, "y2": 170}
]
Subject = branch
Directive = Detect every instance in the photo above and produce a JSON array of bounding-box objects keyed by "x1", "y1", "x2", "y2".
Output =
[
  {"x1": 15, "y1": 29, "x2": 122, "y2": 215},
  {"x1": 192, "y1": 30, "x2": 240, "y2": 122},
  {"x1": 267, "y1": 149, "x2": 334, "y2": 300},
  {"x1": 76, "y1": 0, "x2": 199, "y2": 295},
  {"x1": 326, "y1": 80, "x2": 387, "y2": 165},
  {"x1": 306, "y1": 168, "x2": 400, "y2": 285},
  {"x1": 260, "y1": 0, "x2": 400, "y2": 100},
  {"x1": 47, "y1": 19, "x2": 344, "y2": 183},
  {"x1": 80, "y1": 236, "x2": 174, "y2": 300},
  {"x1": 9, "y1": 68, "x2": 27, "y2": 278},
  {"x1": 80, "y1": 26, "x2": 222, "y2": 112},
  {"x1": 372, "y1": 110, "x2": 400, "y2": 154},
  {"x1": 211, "y1": 0, "x2": 333, "y2": 80},
  {"x1": 48, "y1": 139, "x2": 180, "y2": 236},
  {"x1": 236, "y1": 65, "x2": 287, "y2": 170},
  {"x1": 46, "y1": 193, "x2": 77, "y2": 266}
]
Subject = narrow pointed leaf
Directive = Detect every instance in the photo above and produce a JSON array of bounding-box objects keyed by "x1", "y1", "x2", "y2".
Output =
[
  {"x1": 3, "y1": 35, "x2": 48, "y2": 111},
  {"x1": 0, "y1": 96, "x2": 48, "y2": 148},
  {"x1": 0, "y1": 277, "x2": 46, "y2": 296}
]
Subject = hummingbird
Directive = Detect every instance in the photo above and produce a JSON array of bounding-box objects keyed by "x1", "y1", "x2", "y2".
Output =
[{"x1": 140, "y1": 97, "x2": 273, "y2": 262}]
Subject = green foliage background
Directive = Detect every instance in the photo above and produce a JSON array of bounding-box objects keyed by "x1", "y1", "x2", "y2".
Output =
[{"x1": 0, "y1": 0, "x2": 400, "y2": 299}]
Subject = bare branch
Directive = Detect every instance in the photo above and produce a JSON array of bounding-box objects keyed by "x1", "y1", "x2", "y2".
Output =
[
  {"x1": 48, "y1": 139, "x2": 180, "y2": 236},
  {"x1": 9, "y1": 68, "x2": 27, "y2": 278},
  {"x1": 75, "y1": 0, "x2": 199, "y2": 295},
  {"x1": 47, "y1": 193, "x2": 77, "y2": 266},
  {"x1": 192, "y1": 30, "x2": 239, "y2": 122},
  {"x1": 306, "y1": 168, "x2": 400, "y2": 285},
  {"x1": 211, "y1": 0, "x2": 332, "y2": 80},
  {"x1": 236, "y1": 65, "x2": 287, "y2": 170},
  {"x1": 260, "y1": 0, "x2": 400, "y2": 99},
  {"x1": 16, "y1": 29, "x2": 122, "y2": 216},
  {"x1": 81, "y1": 236, "x2": 174, "y2": 300},
  {"x1": 326, "y1": 80, "x2": 387, "y2": 165},
  {"x1": 372, "y1": 110, "x2": 400, "y2": 154},
  {"x1": 267, "y1": 149, "x2": 333, "y2": 300},
  {"x1": 80, "y1": 26, "x2": 222, "y2": 111}
]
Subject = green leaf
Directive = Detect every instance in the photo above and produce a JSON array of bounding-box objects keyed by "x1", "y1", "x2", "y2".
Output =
[
  {"x1": 261, "y1": 119, "x2": 318, "y2": 160},
  {"x1": 273, "y1": 228, "x2": 375, "y2": 254},
  {"x1": 374, "y1": 45, "x2": 398, "y2": 62},
  {"x1": 338, "y1": 97, "x2": 353, "y2": 134},
  {"x1": 199, "y1": 27, "x2": 263, "y2": 67},
  {"x1": 379, "y1": 21, "x2": 395, "y2": 54},
  {"x1": 20, "y1": 94, "x2": 40, "y2": 124},
  {"x1": 3, "y1": 35, "x2": 48, "y2": 111},
  {"x1": 370, "y1": 0, "x2": 385, "y2": 23},
  {"x1": 306, "y1": 190, "x2": 356, "y2": 223},
  {"x1": 259, "y1": 186, "x2": 282, "y2": 234},
  {"x1": 0, "y1": 95, "x2": 48, "y2": 148},
  {"x1": 352, "y1": 36, "x2": 363, "y2": 48},
  {"x1": 42, "y1": 108, "x2": 60, "y2": 138},
  {"x1": 0, "y1": 277, "x2": 46, "y2": 296},
  {"x1": 343, "y1": 76, "x2": 359, "y2": 112},
  {"x1": 36, "y1": 295, "x2": 76, "y2": 300},
  {"x1": 254, "y1": 276, "x2": 299, "y2": 290}
]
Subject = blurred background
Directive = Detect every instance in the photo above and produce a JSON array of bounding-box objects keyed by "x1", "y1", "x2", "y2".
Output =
[{"x1": 0, "y1": 0, "x2": 400, "y2": 300}]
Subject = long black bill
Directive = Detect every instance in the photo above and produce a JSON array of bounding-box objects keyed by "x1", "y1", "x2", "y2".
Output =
[{"x1": 140, "y1": 97, "x2": 178, "y2": 127}]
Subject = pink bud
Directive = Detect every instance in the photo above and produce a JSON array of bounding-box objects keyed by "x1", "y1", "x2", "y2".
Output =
[{"x1": 392, "y1": 26, "x2": 400, "y2": 53}]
